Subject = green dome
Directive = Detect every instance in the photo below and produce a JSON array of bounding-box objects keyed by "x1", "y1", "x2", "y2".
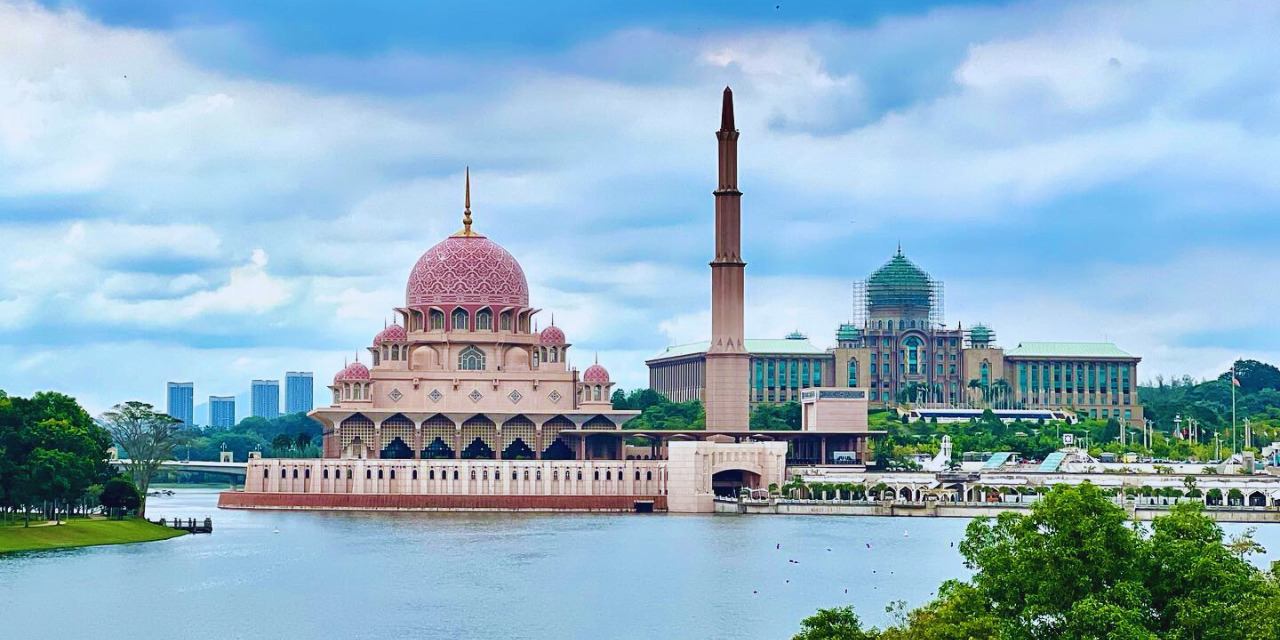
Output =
[{"x1": 867, "y1": 249, "x2": 932, "y2": 312}]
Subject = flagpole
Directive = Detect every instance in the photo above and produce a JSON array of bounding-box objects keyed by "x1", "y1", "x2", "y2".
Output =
[{"x1": 1231, "y1": 361, "x2": 1238, "y2": 458}]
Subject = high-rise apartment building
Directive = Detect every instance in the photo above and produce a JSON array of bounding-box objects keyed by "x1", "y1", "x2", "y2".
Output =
[
  {"x1": 251, "y1": 380, "x2": 281, "y2": 420},
  {"x1": 209, "y1": 395, "x2": 236, "y2": 428},
  {"x1": 166, "y1": 382, "x2": 194, "y2": 426},
  {"x1": 285, "y1": 372, "x2": 314, "y2": 415}
]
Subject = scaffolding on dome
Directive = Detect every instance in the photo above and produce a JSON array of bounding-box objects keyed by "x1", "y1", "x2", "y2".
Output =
[
  {"x1": 852, "y1": 268, "x2": 945, "y2": 328},
  {"x1": 966, "y1": 324, "x2": 996, "y2": 348}
]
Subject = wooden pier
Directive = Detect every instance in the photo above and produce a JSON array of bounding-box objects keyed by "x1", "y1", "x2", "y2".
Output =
[{"x1": 151, "y1": 517, "x2": 213, "y2": 534}]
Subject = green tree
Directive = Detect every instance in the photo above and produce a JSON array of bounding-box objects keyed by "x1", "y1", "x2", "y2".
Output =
[
  {"x1": 750, "y1": 402, "x2": 801, "y2": 430},
  {"x1": 792, "y1": 606, "x2": 875, "y2": 640},
  {"x1": 100, "y1": 476, "x2": 142, "y2": 517},
  {"x1": 101, "y1": 401, "x2": 183, "y2": 516}
]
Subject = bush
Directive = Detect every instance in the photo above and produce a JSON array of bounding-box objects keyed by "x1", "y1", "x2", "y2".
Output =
[{"x1": 100, "y1": 476, "x2": 141, "y2": 516}]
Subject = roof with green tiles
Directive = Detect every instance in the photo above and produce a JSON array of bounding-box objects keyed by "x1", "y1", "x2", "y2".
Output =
[
  {"x1": 648, "y1": 338, "x2": 828, "y2": 361},
  {"x1": 1004, "y1": 342, "x2": 1135, "y2": 359}
]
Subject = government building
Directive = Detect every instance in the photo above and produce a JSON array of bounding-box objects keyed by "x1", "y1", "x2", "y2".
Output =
[
  {"x1": 219, "y1": 88, "x2": 879, "y2": 514},
  {"x1": 649, "y1": 248, "x2": 1143, "y2": 426}
]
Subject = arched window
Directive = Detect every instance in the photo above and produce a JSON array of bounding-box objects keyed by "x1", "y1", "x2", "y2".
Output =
[
  {"x1": 451, "y1": 308, "x2": 469, "y2": 331},
  {"x1": 458, "y1": 346, "x2": 486, "y2": 371},
  {"x1": 593, "y1": 385, "x2": 602, "y2": 401},
  {"x1": 429, "y1": 309, "x2": 445, "y2": 330},
  {"x1": 981, "y1": 360, "x2": 991, "y2": 387},
  {"x1": 500, "y1": 311, "x2": 512, "y2": 331},
  {"x1": 372, "y1": 351, "x2": 381, "y2": 366},
  {"x1": 550, "y1": 347, "x2": 558, "y2": 363},
  {"x1": 476, "y1": 309, "x2": 493, "y2": 331},
  {"x1": 905, "y1": 336, "x2": 922, "y2": 375},
  {"x1": 847, "y1": 358, "x2": 859, "y2": 387},
  {"x1": 391, "y1": 345, "x2": 399, "y2": 360},
  {"x1": 533, "y1": 349, "x2": 540, "y2": 367}
]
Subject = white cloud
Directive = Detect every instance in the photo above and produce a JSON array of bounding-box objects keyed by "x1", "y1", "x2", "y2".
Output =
[{"x1": 2, "y1": 0, "x2": 1280, "y2": 408}]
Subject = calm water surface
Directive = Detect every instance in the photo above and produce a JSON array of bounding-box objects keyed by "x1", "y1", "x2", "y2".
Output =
[{"x1": 5, "y1": 488, "x2": 1280, "y2": 639}]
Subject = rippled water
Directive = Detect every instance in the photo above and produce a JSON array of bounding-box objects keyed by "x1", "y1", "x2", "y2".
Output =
[{"x1": 4, "y1": 489, "x2": 1280, "y2": 639}]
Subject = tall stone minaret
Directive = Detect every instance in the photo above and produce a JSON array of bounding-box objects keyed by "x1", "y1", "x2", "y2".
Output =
[{"x1": 704, "y1": 87, "x2": 750, "y2": 430}]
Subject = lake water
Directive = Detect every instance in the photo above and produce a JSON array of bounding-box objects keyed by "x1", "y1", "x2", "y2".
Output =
[{"x1": 5, "y1": 489, "x2": 1280, "y2": 639}]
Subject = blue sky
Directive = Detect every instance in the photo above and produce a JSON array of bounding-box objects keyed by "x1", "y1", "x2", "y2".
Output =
[{"x1": 2, "y1": 0, "x2": 1279, "y2": 418}]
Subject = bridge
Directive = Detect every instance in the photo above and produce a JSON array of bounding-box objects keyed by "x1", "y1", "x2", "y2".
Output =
[{"x1": 111, "y1": 459, "x2": 248, "y2": 480}]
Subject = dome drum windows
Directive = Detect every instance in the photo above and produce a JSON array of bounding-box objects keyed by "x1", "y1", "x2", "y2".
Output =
[
  {"x1": 451, "y1": 308, "x2": 470, "y2": 332},
  {"x1": 475, "y1": 308, "x2": 493, "y2": 331},
  {"x1": 429, "y1": 309, "x2": 445, "y2": 331}
]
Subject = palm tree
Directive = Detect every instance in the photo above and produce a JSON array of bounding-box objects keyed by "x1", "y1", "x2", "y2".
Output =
[
  {"x1": 966, "y1": 379, "x2": 984, "y2": 408},
  {"x1": 991, "y1": 379, "x2": 1012, "y2": 410}
]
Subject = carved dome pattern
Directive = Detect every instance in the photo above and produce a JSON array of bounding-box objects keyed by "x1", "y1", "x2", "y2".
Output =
[
  {"x1": 374, "y1": 324, "x2": 407, "y2": 343},
  {"x1": 540, "y1": 325, "x2": 566, "y2": 344},
  {"x1": 334, "y1": 362, "x2": 370, "y2": 383},
  {"x1": 406, "y1": 234, "x2": 529, "y2": 308},
  {"x1": 582, "y1": 363, "x2": 610, "y2": 383}
]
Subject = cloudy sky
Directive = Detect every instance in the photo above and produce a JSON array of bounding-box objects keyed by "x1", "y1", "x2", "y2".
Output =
[{"x1": 2, "y1": 0, "x2": 1278, "y2": 419}]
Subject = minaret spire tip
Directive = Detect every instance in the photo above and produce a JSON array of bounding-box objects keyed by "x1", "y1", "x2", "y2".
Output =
[{"x1": 720, "y1": 86, "x2": 735, "y2": 132}]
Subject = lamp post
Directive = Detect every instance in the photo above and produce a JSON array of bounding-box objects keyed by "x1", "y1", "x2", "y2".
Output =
[{"x1": 1174, "y1": 414, "x2": 1183, "y2": 441}]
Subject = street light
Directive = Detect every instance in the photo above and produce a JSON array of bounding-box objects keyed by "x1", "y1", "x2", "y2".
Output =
[{"x1": 1174, "y1": 414, "x2": 1182, "y2": 441}]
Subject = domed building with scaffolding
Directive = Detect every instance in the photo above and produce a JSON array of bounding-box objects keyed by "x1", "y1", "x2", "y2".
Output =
[{"x1": 830, "y1": 247, "x2": 1142, "y2": 426}]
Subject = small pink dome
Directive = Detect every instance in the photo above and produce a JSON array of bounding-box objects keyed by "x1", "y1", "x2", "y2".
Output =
[
  {"x1": 540, "y1": 324, "x2": 565, "y2": 344},
  {"x1": 374, "y1": 324, "x2": 407, "y2": 343},
  {"x1": 582, "y1": 363, "x2": 610, "y2": 383},
  {"x1": 333, "y1": 362, "x2": 370, "y2": 383}
]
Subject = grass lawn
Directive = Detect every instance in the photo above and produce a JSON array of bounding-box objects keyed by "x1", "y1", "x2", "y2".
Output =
[{"x1": 0, "y1": 517, "x2": 186, "y2": 554}]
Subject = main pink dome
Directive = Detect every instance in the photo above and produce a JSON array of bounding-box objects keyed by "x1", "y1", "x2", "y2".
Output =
[{"x1": 406, "y1": 234, "x2": 529, "y2": 308}]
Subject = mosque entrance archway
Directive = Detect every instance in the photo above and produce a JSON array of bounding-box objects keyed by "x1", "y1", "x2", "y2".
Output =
[{"x1": 711, "y1": 469, "x2": 761, "y2": 498}]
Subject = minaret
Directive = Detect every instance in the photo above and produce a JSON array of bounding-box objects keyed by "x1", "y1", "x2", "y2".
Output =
[{"x1": 704, "y1": 87, "x2": 750, "y2": 430}]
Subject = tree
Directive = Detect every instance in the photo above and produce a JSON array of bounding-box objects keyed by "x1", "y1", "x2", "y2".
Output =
[
  {"x1": 792, "y1": 606, "x2": 875, "y2": 640},
  {"x1": 100, "y1": 476, "x2": 142, "y2": 517},
  {"x1": 271, "y1": 433, "x2": 295, "y2": 453},
  {"x1": 295, "y1": 432, "x2": 312, "y2": 450},
  {"x1": 101, "y1": 401, "x2": 183, "y2": 516},
  {"x1": 750, "y1": 402, "x2": 801, "y2": 430}
]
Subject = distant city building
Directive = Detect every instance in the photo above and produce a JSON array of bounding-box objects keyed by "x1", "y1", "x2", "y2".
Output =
[
  {"x1": 285, "y1": 371, "x2": 314, "y2": 414},
  {"x1": 166, "y1": 382, "x2": 194, "y2": 426},
  {"x1": 649, "y1": 248, "x2": 1143, "y2": 426},
  {"x1": 251, "y1": 380, "x2": 280, "y2": 420},
  {"x1": 209, "y1": 396, "x2": 236, "y2": 428}
]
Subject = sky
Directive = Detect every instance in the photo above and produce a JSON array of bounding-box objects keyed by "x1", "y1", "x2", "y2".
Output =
[{"x1": 2, "y1": 0, "x2": 1279, "y2": 419}]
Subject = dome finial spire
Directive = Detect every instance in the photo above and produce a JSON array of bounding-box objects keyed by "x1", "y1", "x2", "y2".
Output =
[
  {"x1": 896, "y1": 239, "x2": 902, "y2": 256},
  {"x1": 456, "y1": 167, "x2": 477, "y2": 237}
]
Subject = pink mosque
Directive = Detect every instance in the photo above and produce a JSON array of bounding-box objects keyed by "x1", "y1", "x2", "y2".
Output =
[{"x1": 219, "y1": 88, "x2": 874, "y2": 513}]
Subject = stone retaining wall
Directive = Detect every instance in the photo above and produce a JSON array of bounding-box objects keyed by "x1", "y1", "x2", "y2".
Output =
[{"x1": 218, "y1": 491, "x2": 666, "y2": 512}]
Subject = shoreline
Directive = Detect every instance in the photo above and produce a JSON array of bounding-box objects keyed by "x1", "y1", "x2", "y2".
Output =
[
  {"x1": 0, "y1": 517, "x2": 187, "y2": 555},
  {"x1": 714, "y1": 498, "x2": 1280, "y2": 522}
]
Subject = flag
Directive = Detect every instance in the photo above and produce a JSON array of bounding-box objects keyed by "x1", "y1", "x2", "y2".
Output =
[{"x1": 1231, "y1": 374, "x2": 1240, "y2": 387}]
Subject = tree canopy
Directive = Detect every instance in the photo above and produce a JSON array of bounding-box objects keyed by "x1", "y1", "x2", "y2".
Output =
[{"x1": 0, "y1": 390, "x2": 114, "y2": 525}]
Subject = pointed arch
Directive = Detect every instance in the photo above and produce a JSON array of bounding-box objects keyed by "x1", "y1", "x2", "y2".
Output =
[{"x1": 460, "y1": 414, "x2": 497, "y2": 460}]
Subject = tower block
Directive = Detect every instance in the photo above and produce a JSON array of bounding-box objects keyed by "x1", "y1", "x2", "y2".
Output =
[{"x1": 704, "y1": 87, "x2": 751, "y2": 430}]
